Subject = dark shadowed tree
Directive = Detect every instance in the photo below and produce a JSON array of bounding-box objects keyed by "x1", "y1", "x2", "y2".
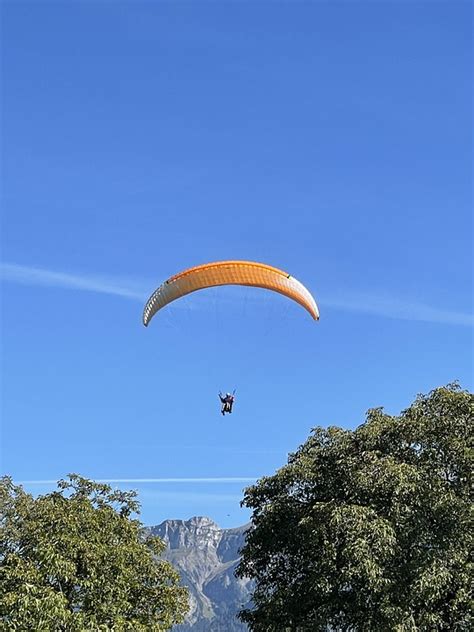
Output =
[
  {"x1": 237, "y1": 384, "x2": 473, "y2": 631},
  {"x1": 0, "y1": 474, "x2": 189, "y2": 631}
]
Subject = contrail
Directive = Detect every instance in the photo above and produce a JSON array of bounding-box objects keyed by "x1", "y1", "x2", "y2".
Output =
[
  {"x1": 321, "y1": 292, "x2": 473, "y2": 328},
  {"x1": 0, "y1": 262, "x2": 147, "y2": 301},
  {"x1": 2, "y1": 262, "x2": 472, "y2": 327},
  {"x1": 17, "y1": 477, "x2": 258, "y2": 485}
]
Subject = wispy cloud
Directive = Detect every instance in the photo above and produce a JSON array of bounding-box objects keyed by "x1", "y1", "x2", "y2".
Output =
[
  {"x1": 139, "y1": 489, "x2": 245, "y2": 503},
  {"x1": 2, "y1": 262, "x2": 472, "y2": 327},
  {"x1": 17, "y1": 477, "x2": 258, "y2": 485},
  {"x1": 0, "y1": 262, "x2": 147, "y2": 301},
  {"x1": 321, "y1": 291, "x2": 473, "y2": 328},
  {"x1": 0, "y1": 262, "x2": 204, "y2": 313}
]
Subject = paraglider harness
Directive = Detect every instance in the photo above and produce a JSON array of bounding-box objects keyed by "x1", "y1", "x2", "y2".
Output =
[{"x1": 219, "y1": 390, "x2": 236, "y2": 415}]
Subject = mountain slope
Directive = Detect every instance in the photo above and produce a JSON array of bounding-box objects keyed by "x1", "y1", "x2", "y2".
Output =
[{"x1": 150, "y1": 517, "x2": 252, "y2": 631}]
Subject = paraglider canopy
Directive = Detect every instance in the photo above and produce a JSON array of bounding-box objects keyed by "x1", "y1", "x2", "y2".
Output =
[{"x1": 143, "y1": 260, "x2": 319, "y2": 326}]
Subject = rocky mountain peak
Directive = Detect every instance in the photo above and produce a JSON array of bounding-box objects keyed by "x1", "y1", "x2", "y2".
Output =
[
  {"x1": 151, "y1": 517, "x2": 252, "y2": 631},
  {"x1": 152, "y1": 516, "x2": 222, "y2": 551}
]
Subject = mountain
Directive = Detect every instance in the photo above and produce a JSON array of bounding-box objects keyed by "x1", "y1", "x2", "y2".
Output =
[{"x1": 150, "y1": 516, "x2": 252, "y2": 632}]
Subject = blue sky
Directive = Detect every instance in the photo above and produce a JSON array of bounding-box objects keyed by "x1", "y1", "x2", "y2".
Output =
[{"x1": 1, "y1": 1, "x2": 472, "y2": 528}]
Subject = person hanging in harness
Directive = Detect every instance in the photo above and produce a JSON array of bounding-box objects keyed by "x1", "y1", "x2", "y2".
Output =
[{"x1": 219, "y1": 391, "x2": 235, "y2": 415}]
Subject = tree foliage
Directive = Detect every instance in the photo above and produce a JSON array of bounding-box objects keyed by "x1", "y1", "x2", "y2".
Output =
[
  {"x1": 0, "y1": 474, "x2": 189, "y2": 631},
  {"x1": 237, "y1": 384, "x2": 473, "y2": 631}
]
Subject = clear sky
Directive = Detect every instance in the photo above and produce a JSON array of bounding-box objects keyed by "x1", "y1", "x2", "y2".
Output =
[{"x1": 1, "y1": 0, "x2": 472, "y2": 528}]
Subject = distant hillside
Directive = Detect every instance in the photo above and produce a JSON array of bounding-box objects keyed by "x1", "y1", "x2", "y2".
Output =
[{"x1": 150, "y1": 517, "x2": 252, "y2": 632}]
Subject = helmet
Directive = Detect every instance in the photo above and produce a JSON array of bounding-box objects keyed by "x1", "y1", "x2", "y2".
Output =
[{"x1": 226, "y1": 393, "x2": 231, "y2": 397}]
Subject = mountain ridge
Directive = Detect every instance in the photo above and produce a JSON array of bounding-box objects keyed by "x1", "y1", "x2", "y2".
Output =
[{"x1": 150, "y1": 516, "x2": 252, "y2": 631}]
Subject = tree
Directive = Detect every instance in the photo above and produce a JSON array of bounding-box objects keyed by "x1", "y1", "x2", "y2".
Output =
[
  {"x1": 237, "y1": 384, "x2": 473, "y2": 631},
  {"x1": 0, "y1": 474, "x2": 189, "y2": 631}
]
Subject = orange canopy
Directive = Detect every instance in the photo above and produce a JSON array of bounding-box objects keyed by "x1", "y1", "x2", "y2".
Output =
[{"x1": 143, "y1": 260, "x2": 319, "y2": 326}]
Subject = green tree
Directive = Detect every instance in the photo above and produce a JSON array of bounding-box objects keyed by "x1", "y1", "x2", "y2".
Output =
[
  {"x1": 0, "y1": 474, "x2": 189, "y2": 631},
  {"x1": 237, "y1": 384, "x2": 473, "y2": 631}
]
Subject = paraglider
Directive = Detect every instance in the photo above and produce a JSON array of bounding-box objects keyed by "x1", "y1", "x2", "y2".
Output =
[
  {"x1": 143, "y1": 260, "x2": 319, "y2": 326},
  {"x1": 219, "y1": 391, "x2": 235, "y2": 415},
  {"x1": 143, "y1": 260, "x2": 319, "y2": 415}
]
